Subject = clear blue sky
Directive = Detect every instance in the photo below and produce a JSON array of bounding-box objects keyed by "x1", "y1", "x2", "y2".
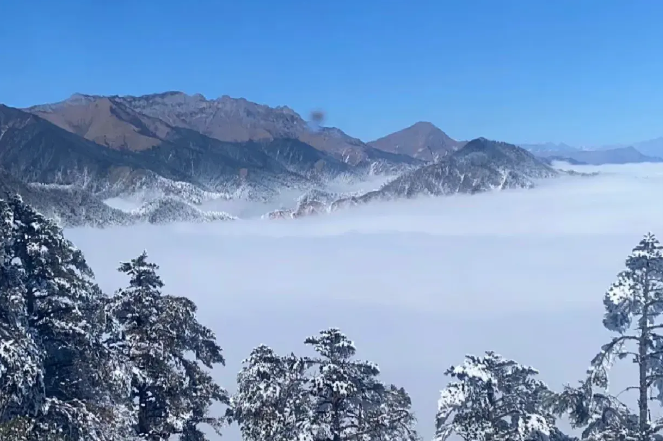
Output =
[{"x1": 1, "y1": 0, "x2": 661, "y2": 146}]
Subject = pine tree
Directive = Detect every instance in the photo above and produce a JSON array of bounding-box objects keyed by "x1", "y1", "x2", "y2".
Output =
[
  {"x1": 556, "y1": 233, "x2": 663, "y2": 441},
  {"x1": 305, "y1": 328, "x2": 419, "y2": 441},
  {"x1": 0, "y1": 205, "x2": 43, "y2": 424},
  {"x1": 435, "y1": 351, "x2": 567, "y2": 441},
  {"x1": 555, "y1": 383, "x2": 638, "y2": 441},
  {"x1": 0, "y1": 195, "x2": 132, "y2": 440},
  {"x1": 108, "y1": 251, "x2": 228, "y2": 441},
  {"x1": 230, "y1": 344, "x2": 312, "y2": 441}
]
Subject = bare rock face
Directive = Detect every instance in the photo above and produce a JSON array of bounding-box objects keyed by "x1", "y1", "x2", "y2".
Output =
[
  {"x1": 112, "y1": 92, "x2": 411, "y2": 167},
  {"x1": 27, "y1": 95, "x2": 172, "y2": 151}
]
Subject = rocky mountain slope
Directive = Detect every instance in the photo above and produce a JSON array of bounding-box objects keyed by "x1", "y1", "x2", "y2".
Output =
[
  {"x1": 1, "y1": 92, "x2": 577, "y2": 227},
  {"x1": 349, "y1": 138, "x2": 557, "y2": 201},
  {"x1": 28, "y1": 92, "x2": 420, "y2": 171},
  {"x1": 2, "y1": 94, "x2": 424, "y2": 226},
  {"x1": 0, "y1": 169, "x2": 234, "y2": 227},
  {"x1": 368, "y1": 121, "x2": 464, "y2": 160},
  {"x1": 2, "y1": 104, "x2": 384, "y2": 202},
  {"x1": 266, "y1": 138, "x2": 560, "y2": 219}
]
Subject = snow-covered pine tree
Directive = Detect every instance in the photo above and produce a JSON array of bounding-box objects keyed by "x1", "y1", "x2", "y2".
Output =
[
  {"x1": 554, "y1": 382, "x2": 638, "y2": 441},
  {"x1": 306, "y1": 328, "x2": 419, "y2": 441},
  {"x1": 0, "y1": 195, "x2": 132, "y2": 440},
  {"x1": 109, "y1": 251, "x2": 228, "y2": 441},
  {"x1": 0, "y1": 203, "x2": 43, "y2": 425},
  {"x1": 556, "y1": 233, "x2": 663, "y2": 441},
  {"x1": 230, "y1": 344, "x2": 312, "y2": 441},
  {"x1": 435, "y1": 351, "x2": 568, "y2": 441}
]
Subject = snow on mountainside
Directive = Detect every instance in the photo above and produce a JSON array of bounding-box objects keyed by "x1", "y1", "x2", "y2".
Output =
[
  {"x1": 0, "y1": 171, "x2": 235, "y2": 228},
  {"x1": 130, "y1": 197, "x2": 235, "y2": 224},
  {"x1": 20, "y1": 93, "x2": 420, "y2": 195},
  {"x1": 331, "y1": 138, "x2": 556, "y2": 207},
  {"x1": 264, "y1": 138, "x2": 563, "y2": 219},
  {"x1": 4, "y1": 104, "x2": 346, "y2": 197},
  {"x1": 0, "y1": 92, "x2": 591, "y2": 227}
]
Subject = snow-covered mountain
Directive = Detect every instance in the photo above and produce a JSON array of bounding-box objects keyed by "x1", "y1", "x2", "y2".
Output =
[
  {"x1": 0, "y1": 96, "x2": 424, "y2": 226},
  {"x1": 264, "y1": 138, "x2": 562, "y2": 219},
  {"x1": 1, "y1": 92, "x2": 581, "y2": 227},
  {"x1": 0, "y1": 169, "x2": 234, "y2": 228}
]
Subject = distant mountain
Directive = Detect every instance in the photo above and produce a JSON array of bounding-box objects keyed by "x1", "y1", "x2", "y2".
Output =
[
  {"x1": 266, "y1": 138, "x2": 561, "y2": 218},
  {"x1": 539, "y1": 156, "x2": 588, "y2": 166},
  {"x1": 633, "y1": 137, "x2": 663, "y2": 158},
  {"x1": 0, "y1": 104, "x2": 314, "y2": 201},
  {"x1": 27, "y1": 94, "x2": 172, "y2": 151},
  {"x1": 29, "y1": 92, "x2": 417, "y2": 170},
  {"x1": 361, "y1": 138, "x2": 557, "y2": 200},
  {"x1": 535, "y1": 146, "x2": 662, "y2": 165},
  {"x1": 4, "y1": 92, "x2": 595, "y2": 227},
  {"x1": 521, "y1": 137, "x2": 663, "y2": 164},
  {"x1": 519, "y1": 142, "x2": 579, "y2": 153},
  {"x1": 368, "y1": 122, "x2": 463, "y2": 160},
  {"x1": 1, "y1": 96, "x2": 424, "y2": 226}
]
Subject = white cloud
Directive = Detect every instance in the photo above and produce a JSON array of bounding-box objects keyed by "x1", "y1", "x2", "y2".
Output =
[{"x1": 66, "y1": 163, "x2": 663, "y2": 440}]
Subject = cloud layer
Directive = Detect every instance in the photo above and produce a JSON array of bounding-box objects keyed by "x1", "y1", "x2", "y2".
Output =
[{"x1": 66, "y1": 162, "x2": 663, "y2": 440}]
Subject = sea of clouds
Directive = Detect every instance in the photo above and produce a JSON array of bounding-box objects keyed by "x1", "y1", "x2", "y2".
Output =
[{"x1": 67, "y1": 162, "x2": 663, "y2": 440}]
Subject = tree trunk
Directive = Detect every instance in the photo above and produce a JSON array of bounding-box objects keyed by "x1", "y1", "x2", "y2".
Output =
[
  {"x1": 138, "y1": 386, "x2": 150, "y2": 439},
  {"x1": 332, "y1": 397, "x2": 341, "y2": 441},
  {"x1": 639, "y1": 279, "x2": 650, "y2": 441}
]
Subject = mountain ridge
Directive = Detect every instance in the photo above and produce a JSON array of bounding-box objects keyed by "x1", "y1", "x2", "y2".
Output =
[
  {"x1": 2, "y1": 93, "x2": 581, "y2": 227},
  {"x1": 27, "y1": 92, "x2": 421, "y2": 170},
  {"x1": 265, "y1": 138, "x2": 561, "y2": 219}
]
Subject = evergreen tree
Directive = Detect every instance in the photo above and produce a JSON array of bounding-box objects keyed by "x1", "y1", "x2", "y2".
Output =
[
  {"x1": 108, "y1": 251, "x2": 227, "y2": 441},
  {"x1": 305, "y1": 328, "x2": 419, "y2": 441},
  {"x1": 555, "y1": 383, "x2": 638, "y2": 441},
  {"x1": 556, "y1": 233, "x2": 663, "y2": 441},
  {"x1": 435, "y1": 351, "x2": 567, "y2": 441},
  {"x1": 230, "y1": 329, "x2": 418, "y2": 441},
  {"x1": 230, "y1": 344, "x2": 312, "y2": 441},
  {"x1": 0, "y1": 195, "x2": 131, "y2": 440},
  {"x1": 0, "y1": 205, "x2": 43, "y2": 423}
]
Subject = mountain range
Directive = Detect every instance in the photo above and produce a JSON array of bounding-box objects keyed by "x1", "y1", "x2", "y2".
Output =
[
  {"x1": 0, "y1": 91, "x2": 603, "y2": 226},
  {"x1": 519, "y1": 141, "x2": 663, "y2": 165}
]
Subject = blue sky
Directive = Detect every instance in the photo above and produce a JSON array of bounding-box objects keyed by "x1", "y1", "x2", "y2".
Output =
[{"x1": 1, "y1": 0, "x2": 661, "y2": 145}]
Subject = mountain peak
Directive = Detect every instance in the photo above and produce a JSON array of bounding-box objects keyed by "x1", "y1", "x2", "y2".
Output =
[
  {"x1": 368, "y1": 121, "x2": 461, "y2": 160},
  {"x1": 410, "y1": 121, "x2": 437, "y2": 130}
]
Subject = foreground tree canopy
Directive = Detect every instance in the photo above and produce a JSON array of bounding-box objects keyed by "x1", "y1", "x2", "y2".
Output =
[{"x1": 1, "y1": 196, "x2": 663, "y2": 441}]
